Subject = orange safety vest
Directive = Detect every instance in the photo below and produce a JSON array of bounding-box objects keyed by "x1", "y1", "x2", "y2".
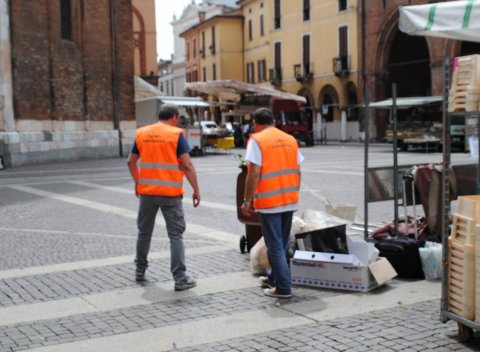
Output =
[
  {"x1": 250, "y1": 127, "x2": 300, "y2": 209},
  {"x1": 135, "y1": 123, "x2": 185, "y2": 196}
]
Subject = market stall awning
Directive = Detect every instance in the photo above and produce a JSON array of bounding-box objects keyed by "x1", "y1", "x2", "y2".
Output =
[
  {"x1": 134, "y1": 76, "x2": 233, "y2": 107},
  {"x1": 368, "y1": 96, "x2": 443, "y2": 109},
  {"x1": 156, "y1": 97, "x2": 211, "y2": 107},
  {"x1": 134, "y1": 76, "x2": 165, "y2": 102},
  {"x1": 399, "y1": 0, "x2": 480, "y2": 43},
  {"x1": 185, "y1": 80, "x2": 307, "y2": 104}
]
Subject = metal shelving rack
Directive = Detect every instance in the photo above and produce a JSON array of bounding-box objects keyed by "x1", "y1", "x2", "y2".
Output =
[{"x1": 440, "y1": 58, "x2": 480, "y2": 342}]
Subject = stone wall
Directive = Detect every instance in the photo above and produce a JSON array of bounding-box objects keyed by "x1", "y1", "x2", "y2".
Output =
[{"x1": 1, "y1": 0, "x2": 135, "y2": 167}]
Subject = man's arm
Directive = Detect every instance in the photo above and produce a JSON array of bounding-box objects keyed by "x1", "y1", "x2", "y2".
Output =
[
  {"x1": 178, "y1": 152, "x2": 201, "y2": 207},
  {"x1": 127, "y1": 153, "x2": 140, "y2": 196}
]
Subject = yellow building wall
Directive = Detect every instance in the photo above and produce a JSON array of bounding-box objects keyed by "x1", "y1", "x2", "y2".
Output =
[
  {"x1": 132, "y1": 0, "x2": 158, "y2": 76},
  {"x1": 218, "y1": 21, "x2": 244, "y2": 80},
  {"x1": 267, "y1": 0, "x2": 358, "y2": 121},
  {"x1": 200, "y1": 18, "x2": 244, "y2": 81},
  {"x1": 242, "y1": 0, "x2": 271, "y2": 84}
]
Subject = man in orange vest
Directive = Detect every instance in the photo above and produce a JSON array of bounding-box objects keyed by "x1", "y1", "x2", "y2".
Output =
[
  {"x1": 127, "y1": 104, "x2": 201, "y2": 291},
  {"x1": 241, "y1": 107, "x2": 303, "y2": 299}
]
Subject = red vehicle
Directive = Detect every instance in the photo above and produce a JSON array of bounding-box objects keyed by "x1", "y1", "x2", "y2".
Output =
[{"x1": 272, "y1": 99, "x2": 314, "y2": 146}]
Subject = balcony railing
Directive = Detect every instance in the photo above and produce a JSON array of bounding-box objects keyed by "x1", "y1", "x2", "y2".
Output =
[
  {"x1": 294, "y1": 63, "x2": 314, "y2": 82},
  {"x1": 269, "y1": 67, "x2": 282, "y2": 85},
  {"x1": 333, "y1": 56, "x2": 350, "y2": 76}
]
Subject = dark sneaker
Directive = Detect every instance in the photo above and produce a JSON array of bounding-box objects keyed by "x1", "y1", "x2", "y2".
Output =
[
  {"x1": 258, "y1": 276, "x2": 274, "y2": 289},
  {"x1": 174, "y1": 277, "x2": 197, "y2": 291},
  {"x1": 135, "y1": 269, "x2": 146, "y2": 282},
  {"x1": 264, "y1": 288, "x2": 292, "y2": 299}
]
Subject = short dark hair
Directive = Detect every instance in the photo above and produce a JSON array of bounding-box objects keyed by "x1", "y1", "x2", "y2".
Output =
[
  {"x1": 253, "y1": 107, "x2": 274, "y2": 125},
  {"x1": 158, "y1": 103, "x2": 179, "y2": 120}
]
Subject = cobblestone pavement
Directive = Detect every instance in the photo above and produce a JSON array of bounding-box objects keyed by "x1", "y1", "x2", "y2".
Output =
[{"x1": 0, "y1": 145, "x2": 478, "y2": 351}]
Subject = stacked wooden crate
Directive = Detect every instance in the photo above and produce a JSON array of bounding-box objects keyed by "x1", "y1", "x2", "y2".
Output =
[
  {"x1": 448, "y1": 196, "x2": 480, "y2": 320},
  {"x1": 448, "y1": 55, "x2": 480, "y2": 112}
]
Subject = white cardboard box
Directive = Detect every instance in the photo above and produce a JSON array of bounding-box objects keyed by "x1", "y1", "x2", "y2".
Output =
[{"x1": 291, "y1": 250, "x2": 397, "y2": 292}]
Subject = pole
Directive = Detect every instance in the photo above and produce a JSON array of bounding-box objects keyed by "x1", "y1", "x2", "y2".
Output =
[
  {"x1": 110, "y1": 0, "x2": 123, "y2": 157},
  {"x1": 392, "y1": 83, "x2": 399, "y2": 237},
  {"x1": 363, "y1": 87, "x2": 370, "y2": 241},
  {"x1": 441, "y1": 57, "x2": 451, "y2": 322}
]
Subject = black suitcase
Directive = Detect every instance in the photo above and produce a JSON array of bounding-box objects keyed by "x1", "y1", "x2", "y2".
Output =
[{"x1": 375, "y1": 237, "x2": 425, "y2": 279}]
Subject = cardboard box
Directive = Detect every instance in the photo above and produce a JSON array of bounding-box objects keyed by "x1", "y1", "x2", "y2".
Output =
[{"x1": 291, "y1": 250, "x2": 397, "y2": 292}]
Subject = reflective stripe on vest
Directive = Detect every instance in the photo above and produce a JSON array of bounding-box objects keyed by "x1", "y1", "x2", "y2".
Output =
[
  {"x1": 251, "y1": 127, "x2": 300, "y2": 209},
  {"x1": 136, "y1": 123, "x2": 184, "y2": 196}
]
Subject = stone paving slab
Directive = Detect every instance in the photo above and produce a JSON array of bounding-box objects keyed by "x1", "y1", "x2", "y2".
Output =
[
  {"x1": 174, "y1": 300, "x2": 478, "y2": 352},
  {"x1": 0, "y1": 248, "x2": 247, "y2": 307}
]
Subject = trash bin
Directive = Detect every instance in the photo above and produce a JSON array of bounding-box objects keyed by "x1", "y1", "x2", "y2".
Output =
[{"x1": 236, "y1": 163, "x2": 262, "y2": 253}]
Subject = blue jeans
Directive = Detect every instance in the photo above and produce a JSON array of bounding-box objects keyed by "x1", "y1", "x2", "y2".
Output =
[
  {"x1": 259, "y1": 211, "x2": 293, "y2": 295},
  {"x1": 135, "y1": 195, "x2": 187, "y2": 282}
]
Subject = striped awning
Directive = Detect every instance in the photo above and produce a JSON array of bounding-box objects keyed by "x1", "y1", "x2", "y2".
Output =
[{"x1": 399, "y1": 0, "x2": 480, "y2": 43}]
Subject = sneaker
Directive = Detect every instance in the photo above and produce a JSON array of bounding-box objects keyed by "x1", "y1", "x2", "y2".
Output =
[
  {"x1": 258, "y1": 276, "x2": 274, "y2": 289},
  {"x1": 264, "y1": 288, "x2": 292, "y2": 299},
  {"x1": 174, "y1": 277, "x2": 197, "y2": 291},
  {"x1": 135, "y1": 269, "x2": 146, "y2": 282}
]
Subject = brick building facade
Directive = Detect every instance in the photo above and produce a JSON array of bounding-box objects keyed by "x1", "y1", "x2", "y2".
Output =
[
  {"x1": 0, "y1": 0, "x2": 135, "y2": 167},
  {"x1": 358, "y1": 0, "x2": 460, "y2": 139}
]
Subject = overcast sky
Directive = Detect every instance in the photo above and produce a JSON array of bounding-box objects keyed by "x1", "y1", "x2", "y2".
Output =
[{"x1": 155, "y1": 0, "x2": 193, "y2": 61}]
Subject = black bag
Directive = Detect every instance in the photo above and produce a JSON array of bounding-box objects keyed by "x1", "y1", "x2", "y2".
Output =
[
  {"x1": 375, "y1": 237, "x2": 425, "y2": 279},
  {"x1": 295, "y1": 224, "x2": 348, "y2": 254}
]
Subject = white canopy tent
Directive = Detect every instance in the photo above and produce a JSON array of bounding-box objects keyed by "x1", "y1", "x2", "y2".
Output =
[{"x1": 399, "y1": 0, "x2": 480, "y2": 43}]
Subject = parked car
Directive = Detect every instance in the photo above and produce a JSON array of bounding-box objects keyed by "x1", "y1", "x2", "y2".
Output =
[{"x1": 200, "y1": 121, "x2": 230, "y2": 137}]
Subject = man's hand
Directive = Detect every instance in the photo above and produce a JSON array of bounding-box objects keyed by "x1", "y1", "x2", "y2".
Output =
[
  {"x1": 240, "y1": 201, "x2": 254, "y2": 217},
  {"x1": 192, "y1": 191, "x2": 201, "y2": 207}
]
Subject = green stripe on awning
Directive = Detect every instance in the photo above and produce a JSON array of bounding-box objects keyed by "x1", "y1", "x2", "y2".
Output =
[
  {"x1": 425, "y1": 4, "x2": 437, "y2": 31},
  {"x1": 463, "y1": 0, "x2": 474, "y2": 28}
]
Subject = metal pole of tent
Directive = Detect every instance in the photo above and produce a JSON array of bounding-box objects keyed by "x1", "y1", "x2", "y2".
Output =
[
  {"x1": 441, "y1": 57, "x2": 451, "y2": 323},
  {"x1": 392, "y1": 84, "x2": 399, "y2": 237},
  {"x1": 364, "y1": 88, "x2": 370, "y2": 241}
]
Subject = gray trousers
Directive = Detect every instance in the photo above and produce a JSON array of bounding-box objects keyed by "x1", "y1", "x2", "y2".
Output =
[{"x1": 135, "y1": 194, "x2": 187, "y2": 281}]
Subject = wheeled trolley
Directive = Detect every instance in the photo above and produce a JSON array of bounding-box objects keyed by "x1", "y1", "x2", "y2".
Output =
[{"x1": 236, "y1": 163, "x2": 262, "y2": 253}]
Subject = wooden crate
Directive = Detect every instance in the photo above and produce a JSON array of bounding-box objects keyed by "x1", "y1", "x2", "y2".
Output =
[
  {"x1": 455, "y1": 195, "x2": 480, "y2": 222},
  {"x1": 475, "y1": 224, "x2": 480, "y2": 323},
  {"x1": 448, "y1": 238, "x2": 476, "y2": 320},
  {"x1": 450, "y1": 214, "x2": 477, "y2": 246}
]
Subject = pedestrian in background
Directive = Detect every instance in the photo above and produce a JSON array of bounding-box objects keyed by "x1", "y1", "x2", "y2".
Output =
[
  {"x1": 241, "y1": 107, "x2": 303, "y2": 299},
  {"x1": 127, "y1": 103, "x2": 201, "y2": 291}
]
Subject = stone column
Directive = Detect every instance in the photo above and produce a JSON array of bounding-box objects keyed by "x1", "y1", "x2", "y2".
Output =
[
  {"x1": 0, "y1": 0, "x2": 15, "y2": 132},
  {"x1": 341, "y1": 110, "x2": 347, "y2": 142}
]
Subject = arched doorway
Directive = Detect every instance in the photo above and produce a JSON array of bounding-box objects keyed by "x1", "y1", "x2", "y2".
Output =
[
  {"x1": 132, "y1": 6, "x2": 146, "y2": 76},
  {"x1": 344, "y1": 81, "x2": 360, "y2": 141},
  {"x1": 298, "y1": 87, "x2": 314, "y2": 145},
  {"x1": 319, "y1": 85, "x2": 339, "y2": 122},
  {"x1": 345, "y1": 82, "x2": 359, "y2": 121},
  {"x1": 387, "y1": 30, "x2": 431, "y2": 98},
  {"x1": 318, "y1": 85, "x2": 340, "y2": 141},
  {"x1": 375, "y1": 29, "x2": 432, "y2": 138}
]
